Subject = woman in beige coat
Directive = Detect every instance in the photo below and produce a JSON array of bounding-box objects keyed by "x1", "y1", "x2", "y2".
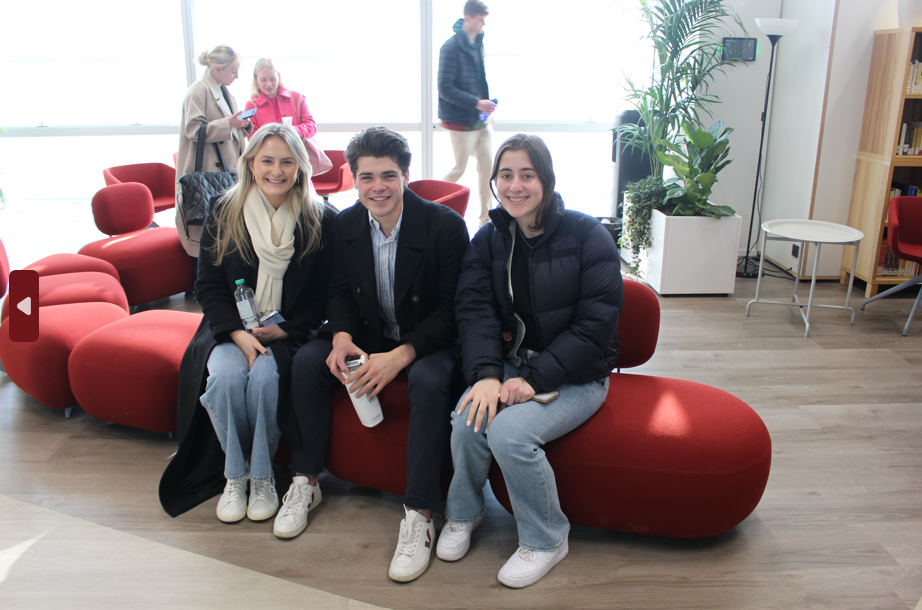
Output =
[{"x1": 176, "y1": 45, "x2": 253, "y2": 258}]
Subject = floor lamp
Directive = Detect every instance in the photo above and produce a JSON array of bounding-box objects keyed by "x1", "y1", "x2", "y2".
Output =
[{"x1": 737, "y1": 17, "x2": 799, "y2": 278}]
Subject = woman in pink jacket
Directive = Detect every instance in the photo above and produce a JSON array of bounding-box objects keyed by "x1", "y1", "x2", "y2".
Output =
[{"x1": 245, "y1": 58, "x2": 331, "y2": 176}]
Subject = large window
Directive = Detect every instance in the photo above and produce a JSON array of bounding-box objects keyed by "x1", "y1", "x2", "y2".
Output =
[
  {"x1": 0, "y1": 0, "x2": 650, "y2": 225},
  {"x1": 0, "y1": 1, "x2": 186, "y2": 126},
  {"x1": 431, "y1": 1, "x2": 650, "y2": 124},
  {"x1": 193, "y1": 0, "x2": 421, "y2": 124}
]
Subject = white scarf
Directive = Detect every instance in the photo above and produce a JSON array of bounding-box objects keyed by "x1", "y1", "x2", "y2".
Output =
[{"x1": 242, "y1": 186, "x2": 296, "y2": 315}]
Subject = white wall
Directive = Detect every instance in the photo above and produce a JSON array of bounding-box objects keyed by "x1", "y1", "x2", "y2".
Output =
[
  {"x1": 709, "y1": 0, "x2": 782, "y2": 257},
  {"x1": 714, "y1": 0, "x2": 901, "y2": 277}
]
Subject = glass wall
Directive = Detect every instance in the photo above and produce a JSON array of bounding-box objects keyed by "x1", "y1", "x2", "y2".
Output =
[
  {"x1": 0, "y1": 1, "x2": 186, "y2": 126},
  {"x1": 0, "y1": 0, "x2": 649, "y2": 239}
]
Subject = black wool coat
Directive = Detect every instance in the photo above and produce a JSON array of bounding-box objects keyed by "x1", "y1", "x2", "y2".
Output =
[
  {"x1": 456, "y1": 197, "x2": 624, "y2": 393},
  {"x1": 159, "y1": 200, "x2": 336, "y2": 518},
  {"x1": 324, "y1": 189, "x2": 471, "y2": 357}
]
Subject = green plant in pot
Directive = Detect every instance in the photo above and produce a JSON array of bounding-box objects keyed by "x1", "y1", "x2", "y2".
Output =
[
  {"x1": 615, "y1": 0, "x2": 745, "y2": 180},
  {"x1": 620, "y1": 175, "x2": 668, "y2": 273},
  {"x1": 659, "y1": 120, "x2": 736, "y2": 218}
]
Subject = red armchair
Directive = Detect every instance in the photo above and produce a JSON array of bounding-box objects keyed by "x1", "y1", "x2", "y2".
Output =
[
  {"x1": 79, "y1": 183, "x2": 195, "y2": 306},
  {"x1": 408, "y1": 180, "x2": 470, "y2": 217},
  {"x1": 103, "y1": 162, "x2": 176, "y2": 213},
  {"x1": 861, "y1": 196, "x2": 922, "y2": 335},
  {"x1": 311, "y1": 151, "x2": 354, "y2": 202}
]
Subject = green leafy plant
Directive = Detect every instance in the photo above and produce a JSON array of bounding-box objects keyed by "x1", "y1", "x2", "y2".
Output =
[
  {"x1": 614, "y1": 0, "x2": 745, "y2": 179},
  {"x1": 620, "y1": 175, "x2": 668, "y2": 273},
  {"x1": 659, "y1": 120, "x2": 736, "y2": 218}
]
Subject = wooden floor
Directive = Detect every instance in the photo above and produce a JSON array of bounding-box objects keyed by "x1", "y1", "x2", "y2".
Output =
[{"x1": 2, "y1": 269, "x2": 922, "y2": 609}]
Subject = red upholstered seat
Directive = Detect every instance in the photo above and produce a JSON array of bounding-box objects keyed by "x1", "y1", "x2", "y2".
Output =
[
  {"x1": 79, "y1": 228, "x2": 195, "y2": 306},
  {"x1": 311, "y1": 151, "x2": 354, "y2": 199},
  {"x1": 2, "y1": 271, "x2": 128, "y2": 320},
  {"x1": 327, "y1": 374, "x2": 413, "y2": 496},
  {"x1": 103, "y1": 162, "x2": 176, "y2": 213},
  {"x1": 488, "y1": 374, "x2": 772, "y2": 538},
  {"x1": 91, "y1": 182, "x2": 155, "y2": 236},
  {"x1": 323, "y1": 279, "x2": 771, "y2": 538},
  {"x1": 408, "y1": 180, "x2": 470, "y2": 217},
  {"x1": 69, "y1": 310, "x2": 203, "y2": 433},
  {"x1": 0, "y1": 302, "x2": 129, "y2": 410},
  {"x1": 23, "y1": 253, "x2": 120, "y2": 281}
]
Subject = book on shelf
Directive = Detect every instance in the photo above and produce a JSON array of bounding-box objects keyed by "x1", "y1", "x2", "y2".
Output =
[
  {"x1": 907, "y1": 60, "x2": 922, "y2": 93},
  {"x1": 877, "y1": 242, "x2": 920, "y2": 277},
  {"x1": 896, "y1": 122, "x2": 922, "y2": 155}
]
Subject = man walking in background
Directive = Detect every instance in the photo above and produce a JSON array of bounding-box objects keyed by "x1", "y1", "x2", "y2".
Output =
[{"x1": 438, "y1": 0, "x2": 496, "y2": 226}]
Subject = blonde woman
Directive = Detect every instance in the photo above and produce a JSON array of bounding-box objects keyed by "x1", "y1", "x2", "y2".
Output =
[
  {"x1": 244, "y1": 57, "x2": 331, "y2": 176},
  {"x1": 176, "y1": 44, "x2": 253, "y2": 258},
  {"x1": 160, "y1": 124, "x2": 336, "y2": 527}
]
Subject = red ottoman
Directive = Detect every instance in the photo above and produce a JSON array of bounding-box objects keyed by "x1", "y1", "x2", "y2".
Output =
[
  {"x1": 24, "y1": 253, "x2": 120, "y2": 281},
  {"x1": 488, "y1": 374, "x2": 772, "y2": 538},
  {"x1": 326, "y1": 374, "x2": 413, "y2": 496},
  {"x1": 326, "y1": 374, "x2": 452, "y2": 498},
  {"x1": 1, "y1": 272, "x2": 128, "y2": 320},
  {"x1": 69, "y1": 310, "x2": 203, "y2": 433},
  {"x1": 79, "y1": 229, "x2": 195, "y2": 306},
  {"x1": 0, "y1": 302, "x2": 129, "y2": 411}
]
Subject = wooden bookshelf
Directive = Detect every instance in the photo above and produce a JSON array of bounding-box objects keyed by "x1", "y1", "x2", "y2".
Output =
[{"x1": 843, "y1": 28, "x2": 922, "y2": 297}]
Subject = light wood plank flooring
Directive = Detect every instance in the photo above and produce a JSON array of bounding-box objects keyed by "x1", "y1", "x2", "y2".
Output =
[{"x1": 2, "y1": 267, "x2": 922, "y2": 609}]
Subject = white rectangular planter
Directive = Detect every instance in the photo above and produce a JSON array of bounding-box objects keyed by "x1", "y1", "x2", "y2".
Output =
[{"x1": 621, "y1": 210, "x2": 742, "y2": 295}]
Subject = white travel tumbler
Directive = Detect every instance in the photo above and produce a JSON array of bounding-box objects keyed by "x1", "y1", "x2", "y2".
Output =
[{"x1": 343, "y1": 355, "x2": 383, "y2": 427}]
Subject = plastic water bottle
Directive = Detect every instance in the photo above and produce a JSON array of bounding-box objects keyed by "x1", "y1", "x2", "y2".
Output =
[
  {"x1": 479, "y1": 98, "x2": 498, "y2": 122},
  {"x1": 234, "y1": 279, "x2": 261, "y2": 330},
  {"x1": 343, "y1": 355, "x2": 383, "y2": 427}
]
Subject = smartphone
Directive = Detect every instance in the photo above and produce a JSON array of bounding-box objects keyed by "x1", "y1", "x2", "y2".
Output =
[
  {"x1": 238, "y1": 108, "x2": 256, "y2": 120},
  {"x1": 532, "y1": 391, "x2": 560, "y2": 404},
  {"x1": 259, "y1": 310, "x2": 285, "y2": 326}
]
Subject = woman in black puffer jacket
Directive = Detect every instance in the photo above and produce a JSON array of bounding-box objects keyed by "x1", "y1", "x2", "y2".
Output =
[{"x1": 435, "y1": 134, "x2": 623, "y2": 588}]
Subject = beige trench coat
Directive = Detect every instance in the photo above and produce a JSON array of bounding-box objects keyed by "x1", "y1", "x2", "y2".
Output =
[{"x1": 175, "y1": 70, "x2": 251, "y2": 257}]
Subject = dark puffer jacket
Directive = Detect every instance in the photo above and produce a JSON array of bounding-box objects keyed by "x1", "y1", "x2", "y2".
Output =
[
  {"x1": 456, "y1": 195, "x2": 623, "y2": 393},
  {"x1": 438, "y1": 18, "x2": 490, "y2": 126}
]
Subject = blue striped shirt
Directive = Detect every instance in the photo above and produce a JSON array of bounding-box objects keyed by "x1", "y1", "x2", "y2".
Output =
[{"x1": 368, "y1": 209, "x2": 403, "y2": 341}]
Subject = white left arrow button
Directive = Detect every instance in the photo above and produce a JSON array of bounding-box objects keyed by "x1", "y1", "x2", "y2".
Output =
[{"x1": 16, "y1": 297, "x2": 31, "y2": 316}]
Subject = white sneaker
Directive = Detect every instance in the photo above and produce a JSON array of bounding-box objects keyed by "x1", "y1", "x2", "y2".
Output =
[
  {"x1": 216, "y1": 477, "x2": 248, "y2": 523},
  {"x1": 273, "y1": 476, "x2": 321, "y2": 539},
  {"x1": 436, "y1": 517, "x2": 483, "y2": 561},
  {"x1": 388, "y1": 507, "x2": 435, "y2": 582},
  {"x1": 246, "y1": 476, "x2": 279, "y2": 521},
  {"x1": 497, "y1": 538, "x2": 569, "y2": 588}
]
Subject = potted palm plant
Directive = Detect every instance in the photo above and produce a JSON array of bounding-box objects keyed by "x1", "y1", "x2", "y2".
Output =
[{"x1": 616, "y1": 0, "x2": 745, "y2": 294}]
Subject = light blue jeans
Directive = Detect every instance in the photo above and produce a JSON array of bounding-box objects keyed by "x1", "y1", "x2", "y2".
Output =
[
  {"x1": 201, "y1": 343, "x2": 281, "y2": 482},
  {"x1": 446, "y1": 351, "x2": 609, "y2": 551}
]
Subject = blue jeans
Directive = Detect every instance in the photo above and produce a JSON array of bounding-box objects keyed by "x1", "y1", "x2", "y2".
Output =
[
  {"x1": 445, "y1": 352, "x2": 609, "y2": 551},
  {"x1": 201, "y1": 343, "x2": 281, "y2": 482}
]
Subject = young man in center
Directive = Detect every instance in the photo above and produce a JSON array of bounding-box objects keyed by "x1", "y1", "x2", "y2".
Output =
[{"x1": 280, "y1": 127, "x2": 471, "y2": 583}]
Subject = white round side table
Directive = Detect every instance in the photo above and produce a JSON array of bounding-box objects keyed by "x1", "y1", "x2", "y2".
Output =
[{"x1": 745, "y1": 219, "x2": 864, "y2": 337}]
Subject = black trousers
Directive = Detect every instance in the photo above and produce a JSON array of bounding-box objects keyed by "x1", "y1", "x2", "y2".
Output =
[{"x1": 290, "y1": 338, "x2": 459, "y2": 510}]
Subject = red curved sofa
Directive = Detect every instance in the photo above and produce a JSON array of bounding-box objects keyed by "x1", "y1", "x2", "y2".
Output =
[{"x1": 325, "y1": 279, "x2": 772, "y2": 539}]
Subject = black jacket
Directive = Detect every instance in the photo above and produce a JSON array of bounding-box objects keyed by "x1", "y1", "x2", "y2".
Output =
[
  {"x1": 159, "y1": 199, "x2": 336, "y2": 517},
  {"x1": 456, "y1": 196, "x2": 623, "y2": 393},
  {"x1": 437, "y1": 18, "x2": 489, "y2": 126},
  {"x1": 324, "y1": 189, "x2": 471, "y2": 357}
]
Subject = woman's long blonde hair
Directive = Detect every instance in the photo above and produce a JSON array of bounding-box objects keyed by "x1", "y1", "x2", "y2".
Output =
[
  {"x1": 250, "y1": 57, "x2": 287, "y2": 100},
  {"x1": 209, "y1": 124, "x2": 323, "y2": 266}
]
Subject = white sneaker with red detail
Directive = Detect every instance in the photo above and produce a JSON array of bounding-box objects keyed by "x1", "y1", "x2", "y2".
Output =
[
  {"x1": 273, "y1": 476, "x2": 321, "y2": 539},
  {"x1": 388, "y1": 507, "x2": 435, "y2": 582},
  {"x1": 497, "y1": 538, "x2": 569, "y2": 588}
]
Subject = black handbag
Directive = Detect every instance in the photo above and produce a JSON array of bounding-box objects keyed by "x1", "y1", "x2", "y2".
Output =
[{"x1": 177, "y1": 122, "x2": 237, "y2": 234}]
